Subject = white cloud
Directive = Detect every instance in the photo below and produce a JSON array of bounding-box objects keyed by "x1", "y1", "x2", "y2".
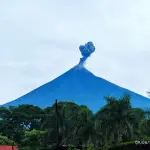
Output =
[
  {"x1": 0, "y1": 0, "x2": 150, "y2": 104},
  {"x1": 0, "y1": 61, "x2": 29, "y2": 68}
]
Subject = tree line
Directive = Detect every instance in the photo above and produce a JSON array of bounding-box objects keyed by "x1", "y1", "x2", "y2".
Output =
[{"x1": 0, "y1": 94, "x2": 150, "y2": 149}]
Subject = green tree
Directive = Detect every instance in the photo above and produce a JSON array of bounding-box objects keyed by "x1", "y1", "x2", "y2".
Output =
[
  {"x1": 95, "y1": 94, "x2": 135, "y2": 146},
  {"x1": 0, "y1": 96, "x2": 148, "y2": 149},
  {"x1": 40, "y1": 106, "x2": 56, "y2": 146},
  {"x1": 52, "y1": 101, "x2": 81, "y2": 146},
  {"x1": 0, "y1": 135, "x2": 16, "y2": 145},
  {"x1": 11, "y1": 104, "x2": 44, "y2": 130},
  {"x1": 139, "y1": 109, "x2": 150, "y2": 138},
  {"x1": 129, "y1": 108, "x2": 146, "y2": 140},
  {"x1": 74, "y1": 105, "x2": 94, "y2": 147},
  {"x1": 23, "y1": 129, "x2": 48, "y2": 149},
  {"x1": 0, "y1": 106, "x2": 13, "y2": 139}
]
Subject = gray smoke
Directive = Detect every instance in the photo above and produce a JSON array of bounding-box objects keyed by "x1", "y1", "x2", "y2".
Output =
[{"x1": 79, "y1": 42, "x2": 95, "y2": 66}]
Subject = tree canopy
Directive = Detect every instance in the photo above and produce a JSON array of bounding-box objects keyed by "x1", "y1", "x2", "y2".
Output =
[{"x1": 0, "y1": 94, "x2": 150, "y2": 149}]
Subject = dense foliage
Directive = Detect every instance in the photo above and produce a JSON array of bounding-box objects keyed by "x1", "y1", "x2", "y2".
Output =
[
  {"x1": 0, "y1": 135, "x2": 16, "y2": 145},
  {"x1": 0, "y1": 94, "x2": 150, "y2": 149}
]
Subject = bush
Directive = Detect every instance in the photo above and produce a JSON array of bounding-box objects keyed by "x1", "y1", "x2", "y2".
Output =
[
  {"x1": 108, "y1": 141, "x2": 150, "y2": 150},
  {"x1": 87, "y1": 144, "x2": 94, "y2": 150},
  {"x1": 0, "y1": 135, "x2": 16, "y2": 145}
]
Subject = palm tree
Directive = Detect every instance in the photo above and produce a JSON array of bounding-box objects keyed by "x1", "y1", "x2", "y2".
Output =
[
  {"x1": 139, "y1": 109, "x2": 150, "y2": 138},
  {"x1": 95, "y1": 94, "x2": 135, "y2": 146}
]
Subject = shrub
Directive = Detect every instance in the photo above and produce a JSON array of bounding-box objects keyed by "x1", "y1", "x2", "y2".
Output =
[
  {"x1": 0, "y1": 135, "x2": 16, "y2": 145},
  {"x1": 87, "y1": 144, "x2": 95, "y2": 150},
  {"x1": 108, "y1": 141, "x2": 150, "y2": 150}
]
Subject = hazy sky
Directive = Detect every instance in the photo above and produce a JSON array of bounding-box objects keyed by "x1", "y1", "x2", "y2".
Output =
[{"x1": 0, "y1": 0, "x2": 150, "y2": 104}]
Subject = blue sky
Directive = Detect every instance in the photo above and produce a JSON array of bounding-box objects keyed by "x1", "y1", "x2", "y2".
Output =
[{"x1": 0, "y1": 0, "x2": 150, "y2": 104}]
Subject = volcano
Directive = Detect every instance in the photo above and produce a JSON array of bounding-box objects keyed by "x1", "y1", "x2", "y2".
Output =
[
  {"x1": 3, "y1": 64, "x2": 150, "y2": 112},
  {"x1": 2, "y1": 42, "x2": 150, "y2": 112}
]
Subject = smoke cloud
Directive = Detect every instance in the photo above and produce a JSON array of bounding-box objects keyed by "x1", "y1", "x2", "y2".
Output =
[{"x1": 79, "y1": 42, "x2": 95, "y2": 66}]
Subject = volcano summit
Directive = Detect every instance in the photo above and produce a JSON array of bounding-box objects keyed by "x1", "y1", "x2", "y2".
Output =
[{"x1": 3, "y1": 42, "x2": 150, "y2": 112}]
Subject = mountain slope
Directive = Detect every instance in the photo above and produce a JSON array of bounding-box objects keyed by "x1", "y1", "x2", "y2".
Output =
[{"x1": 3, "y1": 65, "x2": 150, "y2": 112}]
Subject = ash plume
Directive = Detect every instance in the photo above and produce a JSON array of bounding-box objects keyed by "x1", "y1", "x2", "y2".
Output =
[{"x1": 78, "y1": 42, "x2": 95, "y2": 66}]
